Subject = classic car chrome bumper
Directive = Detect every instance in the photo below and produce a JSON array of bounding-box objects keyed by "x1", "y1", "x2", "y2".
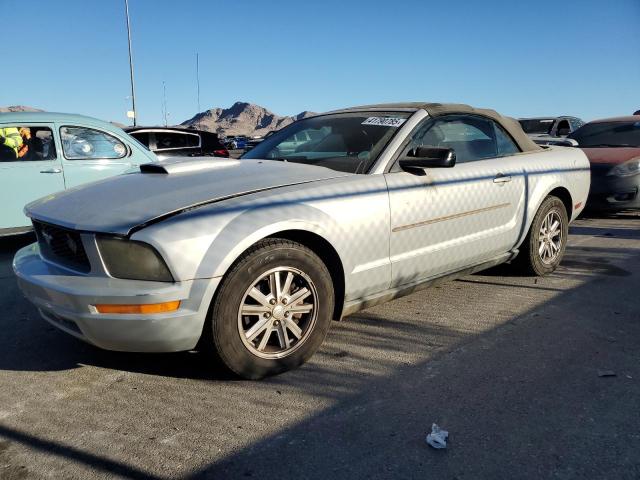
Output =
[{"x1": 13, "y1": 243, "x2": 218, "y2": 352}]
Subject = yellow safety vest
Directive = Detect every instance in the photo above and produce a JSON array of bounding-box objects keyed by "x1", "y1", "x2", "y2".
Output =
[{"x1": 0, "y1": 127, "x2": 23, "y2": 158}]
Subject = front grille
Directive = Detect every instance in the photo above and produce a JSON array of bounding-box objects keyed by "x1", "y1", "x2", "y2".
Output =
[{"x1": 33, "y1": 221, "x2": 91, "y2": 273}]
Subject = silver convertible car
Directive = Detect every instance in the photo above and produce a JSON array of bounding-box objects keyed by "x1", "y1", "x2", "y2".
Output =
[{"x1": 14, "y1": 103, "x2": 591, "y2": 379}]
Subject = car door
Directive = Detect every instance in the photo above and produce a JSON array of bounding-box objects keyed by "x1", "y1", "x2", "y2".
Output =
[
  {"x1": 0, "y1": 123, "x2": 65, "y2": 230},
  {"x1": 384, "y1": 114, "x2": 526, "y2": 287},
  {"x1": 57, "y1": 124, "x2": 155, "y2": 188}
]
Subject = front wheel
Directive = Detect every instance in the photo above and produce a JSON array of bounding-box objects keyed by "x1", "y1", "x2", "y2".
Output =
[
  {"x1": 206, "y1": 238, "x2": 334, "y2": 379},
  {"x1": 515, "y1": 195, "x2": 569, "y2": 276}
]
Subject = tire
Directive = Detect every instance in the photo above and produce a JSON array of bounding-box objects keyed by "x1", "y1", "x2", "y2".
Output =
[
  {"x1": 515, "y1": 195, "x2": 569, "y2": 276},
  {"x1": 205, "y1": 238, "x2": 334, "y2": 379}
]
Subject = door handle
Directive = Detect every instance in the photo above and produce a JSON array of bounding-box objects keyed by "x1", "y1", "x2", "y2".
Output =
[
  {"x1": 493, "y1": 173, "x2": 511, "y2": 184},
  {"x1": 40, "y1": 168, "x2": 62, "y2": 174}
]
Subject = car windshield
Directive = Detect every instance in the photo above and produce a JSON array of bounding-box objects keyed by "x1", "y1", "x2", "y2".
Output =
[
  {"x1": 241, "y1": 112, "x2": 411, "y2": 173},
  {"x1": 518, "y1": 119, "x2": 554, "y2": 135},
  {"x1": 569, "y1": 121, "x2": 640, "y2": 147}
]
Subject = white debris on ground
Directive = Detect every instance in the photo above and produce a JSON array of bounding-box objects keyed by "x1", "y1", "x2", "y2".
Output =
[{"x1": 426, "y1": 423, "x2": 449, "y2": 449}]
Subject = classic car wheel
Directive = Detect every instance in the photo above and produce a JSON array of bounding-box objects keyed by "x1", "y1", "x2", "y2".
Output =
[
  {"x1": 516, "y1": 195, "x2": 568, "y2": 276},
  {"x1": 207, "y1": 238, "x2": 334, "y2": 379}
]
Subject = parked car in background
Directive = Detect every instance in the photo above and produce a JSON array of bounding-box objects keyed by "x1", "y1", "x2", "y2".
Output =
[
  {"x1": 225, "y1": 136, "x2": 248, "y2": 150},
  {"x1": 0, "y1": 112, "x2": 157, "y2": 235},
  {"x1": 125, "y1": 127, "x2": 229, "y2": 158},
  {"x1": 569, "y1": 116, "x2": 640, "y2": 211},
  {"x1": 273, "y1": 130, "x2": 321, "y2": 155},
  {"x1": 14, "y1": 102, "x2": 590, "y2": 379},
  {"x1": 244, "y1": 136, "x2": 265, "y2": 152},
  {"x1": 518, "y1": 116, "x2": 584, "y2": 145}
]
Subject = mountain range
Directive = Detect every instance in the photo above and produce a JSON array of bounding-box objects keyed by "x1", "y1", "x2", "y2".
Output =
[
  {"x1": 0, "y1": 106, "x2": 44, "y2": 113},
  {"x1": 1, "y1": 102, "x2": 314, "y2": 137},
  {"x1": 181, "y1": 102, "x2": 316, "y2": 137}
]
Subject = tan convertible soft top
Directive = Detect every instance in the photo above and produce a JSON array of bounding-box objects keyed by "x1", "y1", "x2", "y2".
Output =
[{"x1": 328, "y1": 102, "x2": 541, "y2": 153}]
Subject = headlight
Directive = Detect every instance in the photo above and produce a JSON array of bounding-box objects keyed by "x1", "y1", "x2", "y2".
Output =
[
  {"x1": 607, "y1": 158, "x2": 640, "y2": 177},
  {"x1": 97, "y1": 236, "x2": 174, "y2": 282}
]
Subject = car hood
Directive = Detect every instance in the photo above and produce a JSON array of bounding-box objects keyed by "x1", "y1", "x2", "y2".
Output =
[
  {"x1": 26, "y1": 159, "x2": 350, "y2": 236},
  {"x1": 580, "y1": 147, "x2": 640, "y2": 165}
]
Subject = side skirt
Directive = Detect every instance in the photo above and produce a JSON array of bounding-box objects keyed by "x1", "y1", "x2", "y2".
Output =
[{"x1": 341, "y1": 251, "x2": 518, "y2": 318}]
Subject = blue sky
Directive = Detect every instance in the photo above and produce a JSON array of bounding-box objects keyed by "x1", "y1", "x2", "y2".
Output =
[{"x1": 2, "y1": 0, "x2": 638, "y2": 125}]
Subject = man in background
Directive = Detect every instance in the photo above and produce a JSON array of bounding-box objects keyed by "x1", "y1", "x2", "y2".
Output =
[
  {"x1": 17, "y1": 127, "x2": 31, "y2": 158},
  {"x1": 0, "y1": 126, "x2": 23, "y2": 160}
]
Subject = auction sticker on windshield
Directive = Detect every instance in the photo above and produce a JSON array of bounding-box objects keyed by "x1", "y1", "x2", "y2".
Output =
[{"x1": 362, "y1": 117, "x2": 407, "y2": 127}]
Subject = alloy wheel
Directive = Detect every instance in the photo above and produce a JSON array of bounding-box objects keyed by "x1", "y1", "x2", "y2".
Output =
[
  {"x1": 538, "y1": 210, "x2": 563, "y2": 265},
  {"x1": 237, "y1": 267, "x2": 318, "y2": 359}
]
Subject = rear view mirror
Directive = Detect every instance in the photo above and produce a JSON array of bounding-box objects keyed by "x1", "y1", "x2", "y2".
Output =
[{"x1": 399, "y1": 147, "x2": 456, "y2": 173}]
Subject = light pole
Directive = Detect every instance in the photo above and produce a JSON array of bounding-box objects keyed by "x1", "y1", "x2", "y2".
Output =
[
  {"x1": 162, "y1": 81, "x2": 168, "y2": 127},
  {"x1": 196, "y1": 52, "x2": 201, "y2": 130},
  {"x1": 124, "y1": 0, "x2": 137, "y2": 126},
  {"x1": 196, "y1": 52, "x2": 201, "y2": 115}
]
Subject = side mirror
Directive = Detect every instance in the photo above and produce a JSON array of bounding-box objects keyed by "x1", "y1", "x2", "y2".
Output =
[
  {"x1": 399, "y1": 147, "x2": 456, "y2": 173},
  {"x1": 556, "y1": 127, "x2": 571, "y2": 137}
]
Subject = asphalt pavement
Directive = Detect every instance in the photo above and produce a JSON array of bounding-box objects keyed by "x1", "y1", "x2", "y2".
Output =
[{"x1": 0, "y1": 212, "x2": 638, "y2": 479}]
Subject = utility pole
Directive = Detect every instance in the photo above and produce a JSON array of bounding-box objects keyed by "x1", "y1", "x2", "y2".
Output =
[
  {"x1": 124, "y1": 0, "x2": 137, "y2": 126},
  {"x1": 196, "y1": 52, "x2": 201, "y2": 129},
  {"x1": 196, "y1": 52, "x2": 201, "y2": 114},
  {"x1": 162, "y1": 81, "x2": 168, "y2": 127}
]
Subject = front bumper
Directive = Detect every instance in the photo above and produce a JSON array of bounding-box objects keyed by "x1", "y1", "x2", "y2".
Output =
[
  {"x1": 13, "y1": 243, "x2": 219, "y2": 352},
  {"x1": 587, "y1": 173, "x2": 640, "y2": 211}
]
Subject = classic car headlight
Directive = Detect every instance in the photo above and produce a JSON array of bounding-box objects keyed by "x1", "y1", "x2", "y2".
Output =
[
  {"x1": 607, "y1": 158, "x2": 640, "y2": 177},
  {"x1": 97, "y1": 236, "x2": 174, "y2": 282}
]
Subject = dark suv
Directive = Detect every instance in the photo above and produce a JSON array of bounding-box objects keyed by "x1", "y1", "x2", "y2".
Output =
[{"x1": 125, "y1": 127, "x2": 229, "y2": 158}]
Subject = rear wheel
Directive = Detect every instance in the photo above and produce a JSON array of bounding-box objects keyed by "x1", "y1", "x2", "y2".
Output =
[
  {"x1": 206, "y1": 238, "x2": 334, "y2": 379},
  {"x1": 515, "y1": 195, "x2": 568, "y2": 276}
]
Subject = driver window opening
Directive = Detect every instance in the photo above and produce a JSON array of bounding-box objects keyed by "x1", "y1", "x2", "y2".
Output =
[{"x1": 0, "y1": 126, "x2": 57, "y2": 162}]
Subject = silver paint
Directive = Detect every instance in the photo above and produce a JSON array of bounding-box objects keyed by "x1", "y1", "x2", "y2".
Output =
[{"x1": 14, "y1": 108, "x2": 591, "y2": 352}]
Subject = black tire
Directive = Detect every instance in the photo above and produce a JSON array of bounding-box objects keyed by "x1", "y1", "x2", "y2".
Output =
[
  {"x1": 204, "y1": 238, "x2": 334, "y2": 379},
  {"x1": 515, "y1": 195, "x2": 569, "y2": 276}
]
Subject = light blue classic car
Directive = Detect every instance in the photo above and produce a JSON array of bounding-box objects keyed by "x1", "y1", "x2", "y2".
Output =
[{"x1": 0, "y1": 112, "x2": 157, "y2": 235}]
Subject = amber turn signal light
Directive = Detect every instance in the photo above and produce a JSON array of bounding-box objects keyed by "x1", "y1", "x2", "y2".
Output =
[{"x1": 94, "y1": 301, "x2": 181, "y2": 314}]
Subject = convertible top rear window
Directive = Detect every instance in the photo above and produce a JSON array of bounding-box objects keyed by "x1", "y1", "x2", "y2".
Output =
[{"x1": 241, "y1": 112, "x2": 411, "y2": 173}]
